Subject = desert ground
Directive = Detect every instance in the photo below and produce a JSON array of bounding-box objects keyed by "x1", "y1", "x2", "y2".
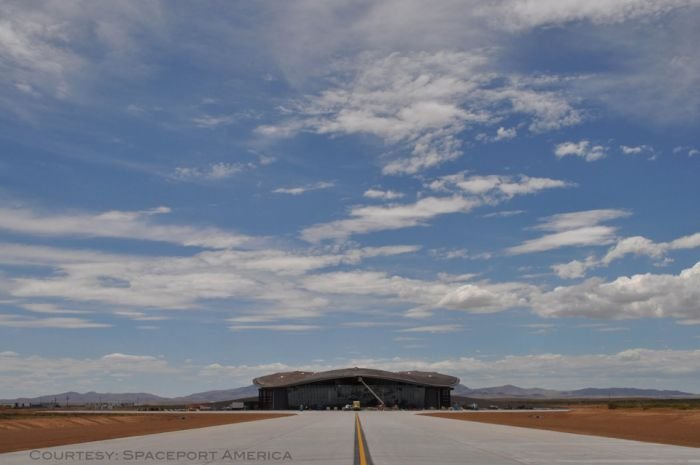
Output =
[
  {"x1": 424, "y1": 405, "x2": 700, "y2": 448},
  {"x1": 0, "y1": 410, "x2": 290, "y2": 453}
]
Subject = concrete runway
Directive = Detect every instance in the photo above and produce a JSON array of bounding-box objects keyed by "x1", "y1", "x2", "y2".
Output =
[
  {"x1": 2, "y1": 411, "x2": 698, "y2": 465},
  {"x1": 362, "y1": 412, "x2": 700, "y2": 465}
]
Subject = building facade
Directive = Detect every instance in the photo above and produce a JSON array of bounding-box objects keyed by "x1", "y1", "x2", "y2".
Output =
[{"x1": 254, "y1": 367, "x2": 459, "y2": 410}]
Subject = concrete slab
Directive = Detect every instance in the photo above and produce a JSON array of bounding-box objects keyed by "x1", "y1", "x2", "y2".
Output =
[
  {"x1": 361, "y1": 411, "x2": 700, "y2": 465},
  {"x1": 1, "y1": 411, "x2": 698, "y2": 465},
  {"x1": 0, "y1": 412, "x2": 353, "y2": 465}
]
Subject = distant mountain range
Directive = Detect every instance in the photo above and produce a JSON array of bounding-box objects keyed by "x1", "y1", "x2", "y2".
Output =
[
  {"x1": 2, "y1": 383, "x2": 695, "y2": 406},
  {"x1": 1, "y1": 385, "x2": 259, "y2": 406},
  {"x1": 453, "y1": 384, "x2": 696, "y2": 399}
]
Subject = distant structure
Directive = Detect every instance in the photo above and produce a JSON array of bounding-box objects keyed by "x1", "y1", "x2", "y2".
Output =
[{"x1": 253, "y1": 367, "x2": 459, "y2": 410}]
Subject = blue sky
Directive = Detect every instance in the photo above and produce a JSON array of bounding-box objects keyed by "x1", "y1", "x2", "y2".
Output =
[{"x1": 1, "y1": 0, "x2": 700, "y2": 398}]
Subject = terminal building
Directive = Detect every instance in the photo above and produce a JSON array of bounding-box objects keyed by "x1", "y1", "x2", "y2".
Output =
[{"x1": 253, "y1": 367, "x2": 459, "y2": 410}]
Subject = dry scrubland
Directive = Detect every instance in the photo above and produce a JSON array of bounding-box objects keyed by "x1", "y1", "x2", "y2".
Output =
[
  {"x1": 425, "y1": 403, "x2": 700, "y2": 448},
  {"x1": 0, "y1": 411, "x2": 291, "y2": 453}
]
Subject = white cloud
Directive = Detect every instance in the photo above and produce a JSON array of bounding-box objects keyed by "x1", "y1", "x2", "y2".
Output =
[
  {"x1": 534, "y1": 209, "x2": 630, "y2": 232},
  {"x1": 15, "y1": 81, "x2": 40, "y2": 97},
  {"x1": 0, "y1": 1, "x2": 165, "y2": 107},
  {"x1": 300, "y1": 270, "x2": 534, "y2": 319},
  {"x1": 7, "y1": 217, "x2": 699, "y2": 326},
  {"x1": 494, "y1": 126, "x2": 517, "y2": 140},
  {"x1": 201, "y1": 348, "x2": 700, "y2": 391},
  {"x1": 602, "y1": 236, "x2": 668, "y2": 264},
  {"x1": 273, "y1": 181, "x2": 334, "y2": 195},
  {"x1": 490, "y1": 85, "x2": 583, "y2": 132},
  {"x1": 397, "y1": 324, "x2": 463, "y2": 333},
  {"x1": 198, "y1": 362, "x2": 301, "y2": 382},
  {"x1": 259, "y1": 51, "x2": 582, "y2": 174},
  {"x1": 3, "y1": 1, "x2": 695, "y2": 132},
  {"x1": 620, "y1": 146, "x2": 642, "y2": 155},
  {"x1": 114, "y1": 311, "x2": 169, "y2": 322},
  {"x1": 4, "y1": 347, "x2": 700, "y2": 398},
  {"x1": 342, "y1": 321, "x2": 398, "y2": 328},
  {"x1": 437, "y1": 282, "x2": 532, "y2": 313},
  {"x1": 0, "y1": 314, "x2": 110, "y2": 329},
  {"x1": 3, "y1": 240, "x2": 419, "y2": 319},
  {"x1": 0, "y1": 205, "x2": 251, "y2": 249},
  {"x1": 437, "y1": 273, "x2": 480, "y2": 283},
  {"x1": 674, "y1": 146, "x2": 700, "y2": 157},
  {"x1": 429, "y1": 172, "x2": 572, "y2": 198},
  {"x1": 363, "y1": 188, "x2": 405, "y2": 200},
  {"x1": 487, "y1": 0, "x2": 695, "y2": 30},
  {"x1": 301, "y1": 195, "x2": 478, "y2": 242},
  {"x1": 205, "y1": 162, "x2": 244, "y2": 179},
  {"x1": 303, "y1": 172, "x2": 570, "y2": 242},
  {"x1": 430, "y1": 248, "x2": 492, "y2": 260},
  {"x1": 348, "y1": 347, "x2": 700, "y2": 390},
  {"x1": 191, "y1": 114, "x2": 236, "y2": 128},
  {"x1": 620, "y1": 145, "x2": 658, "y2": 160},
  {"x1": 0, "y1": 350, "x2": 177, "y2": 397},
  {"x1": 20, "y1": 303, "x2": 90, "y2": 315},
  {"x1": 257, "y1": 51, "x2": 486, "y2": 174},
  {"x1": 511, "y1": 226, "x2": 618, "y2": 254},
  {"x1": 173, "y1": 162, "x2": 248, "y2": 181},
  {"x1": 508, "y1": 209, "x2": 630, "y2": 254},
  {"x1": 533, "y1": 260, "x2": 700, "y2": 322},
  {"x1": 554, "y1": 140, "x2": 607, "y2": 161},
  {"x1": 269, "y1": 1, "x2": 696, "y2": 70},
  {"x1": 620, "y1": 144, "x2": 654, "y2": 155},
  {"x1": 552, "y1": 256, "x2": 598, "y2": 279},
  {"x1": 0, "y1": 243, "x2": 134, "y2": 267},
  {"x1": 521, "y1": 323, "x2": 555, "y2": 329},
  {"x1": 125, "y1": 103, "x2": 146, "y2": 114},
  {"x1": 670, "y1": 232, "x2": 700, "y2": 249},
  {"x1": 596, "y1": 326, "x2": 629, "y2": 333},
  {"x1": 257, "y1": 154, "x2": 277, "y2": 165},
  {"x1": 265, "y1": 2, "x2": 700, "y2": 131},
  {"x1": 172, "y1": 162, "x2": 249, "y2": 181},
  {"x1": 482, "y1": 209, "x2": 525, "y2": 218},
  {"x1": 301, "y1": 271, "x2": 448, "y2": 303},
  {"x1": 552, "y1": 231, "x2": 700, "y2": 278},
  {"x1": 100, "y1": 353, "x2": 162, "y2": 364},
  {"x1": 229, "y1": 324, "x2": 321, "y2": 332}
]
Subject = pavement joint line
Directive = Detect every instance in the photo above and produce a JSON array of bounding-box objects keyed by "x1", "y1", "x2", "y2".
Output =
[{"x1": 354, "y1": 413, "x2": 373, "y2": 465}]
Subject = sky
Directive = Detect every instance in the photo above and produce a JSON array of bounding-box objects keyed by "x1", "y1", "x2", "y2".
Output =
[{"x1": 1, "y1": 0, "x2": 700, "y2": 398}]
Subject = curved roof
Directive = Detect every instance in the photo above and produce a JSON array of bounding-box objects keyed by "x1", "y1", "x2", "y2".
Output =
[{"x1": 253, "y1": 367, "x2": 459, "y2": 388}]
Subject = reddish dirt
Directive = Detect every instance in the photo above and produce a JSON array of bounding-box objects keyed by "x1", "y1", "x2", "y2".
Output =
[
  {"x1": 0, "y1": 412, "x2": 291, "y2": 453},
  {"x1": 424, "y1": 406, "x2": 700, "y2": 448}
]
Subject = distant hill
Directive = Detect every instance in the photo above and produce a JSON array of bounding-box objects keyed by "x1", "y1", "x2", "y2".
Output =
[
  {"x1": 454, "y1": 384, "x2": 696, "y2": 399},
  {"x1": 561, "y1": 387, "x2": 695, "y2": 398},
  {"x1": 0, "y1": 385, "x2": 258, "y2": 406},
  {"x1": 170, "y1": 385, "x2": 258, "y2": 403},
  {"x1": 0, "y1": 391, "x2": 171, "y2": 406},
  {"x1": 2, "y1": 383, "x2": 695, "y2": 406},
  {"x1": 454, "y1": 384, "x2": 561, "y2": 398}
]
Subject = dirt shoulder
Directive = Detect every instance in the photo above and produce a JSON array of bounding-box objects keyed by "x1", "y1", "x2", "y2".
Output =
[
  {"x1": 0, "y1": 412, "x2": 291, "y2": 453},
  {"x1": 423, "y1": 406, "x2": 700, "y2": 448}
]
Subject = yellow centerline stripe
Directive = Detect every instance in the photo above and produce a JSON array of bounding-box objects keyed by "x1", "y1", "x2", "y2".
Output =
[{"x1": 355, "y1": 413, "x2": 368, "y2": 465}]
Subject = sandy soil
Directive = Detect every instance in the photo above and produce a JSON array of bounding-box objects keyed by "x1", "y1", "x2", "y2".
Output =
[
  {"x1": 0, "y1": 412, "x2": 291, "y2": 453},
  {"x1": 424, "y1": 406, "x2": 700, "y2": 448}
]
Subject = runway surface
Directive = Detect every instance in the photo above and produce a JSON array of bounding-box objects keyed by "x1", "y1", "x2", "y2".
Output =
[{"x1": 2, "y1": 411, "x2": 698, "y2": 465}]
